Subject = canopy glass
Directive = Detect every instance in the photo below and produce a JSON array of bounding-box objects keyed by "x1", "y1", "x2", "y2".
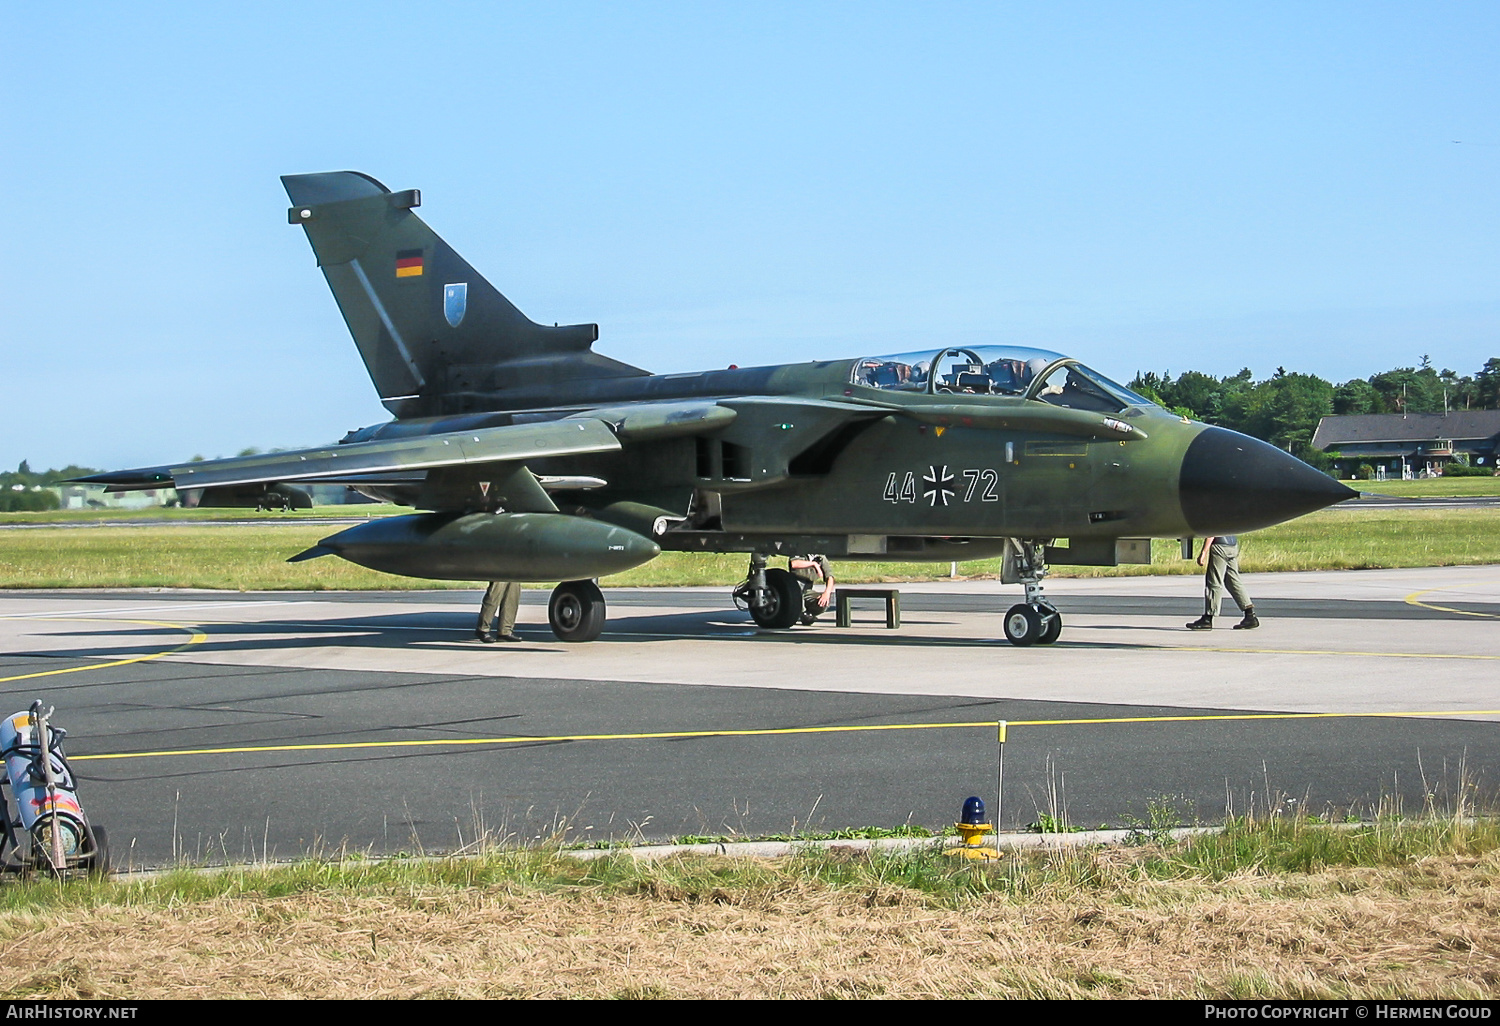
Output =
[{"x1": 850, "y1": 346, "x2": 1154, "y2": 412}]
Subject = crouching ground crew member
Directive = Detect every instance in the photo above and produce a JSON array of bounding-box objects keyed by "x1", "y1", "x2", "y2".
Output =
[
  {"x1": 1186, "y1": 536, "x2": 1258, "y2": 631},
  {"x1": 477, "y1": 580, "x2": 522, "y2": 643},
  {"x1": 789, "y1": 554, "x2": 835, "y2": 625}
]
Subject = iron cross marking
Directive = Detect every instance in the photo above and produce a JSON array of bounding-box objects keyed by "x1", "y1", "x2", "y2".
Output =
[{"x1": 923, "y1": 465, "x2": 955, "y2": 506}]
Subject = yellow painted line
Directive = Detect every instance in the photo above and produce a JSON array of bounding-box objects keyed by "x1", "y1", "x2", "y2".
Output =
[
  {"x1": 69, "y1": 722, "x2": 1017, "y2": 760},
  {"x1": 70, "y1": 707, "x2": 1500, "y2": 763},
  {"x1": 0, "y1": 619, "x2": 208, "y2": 684},
  {"x1": 1405, "y1": 582, "x2": 1500, "y2": 620},
  {"x1": 1010, "y1": 709, "x2": 1500, "y2": 727}
]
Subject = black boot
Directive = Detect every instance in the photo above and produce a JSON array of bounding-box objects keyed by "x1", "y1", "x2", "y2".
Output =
[
  {"x1": 1185, "y1": 615, "x2": 1213, "y2": 631},
  {"x1": 1233, "y1": 608, "x2": 1260, "y2": 630},
  {"x1": 476, "y1": 628, "x2": 498, "y2": 643}
]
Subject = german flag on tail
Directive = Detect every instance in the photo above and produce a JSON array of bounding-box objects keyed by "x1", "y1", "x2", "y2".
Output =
[{"x1": 395, "y1": 249, "x2": 424, "y2": 278}]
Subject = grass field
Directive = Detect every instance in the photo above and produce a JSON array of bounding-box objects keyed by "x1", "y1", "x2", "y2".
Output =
[
  {"x1": 1, "y1": 503, "x2": 408, "y2": 524},
  {"x1": 0, "y1": 505, "x2": 1496, "y2": 589},
  {"x1": 2, "y1": 814, "x2": 1497, "y2": 999},
  {"x1": 1355, "y1": 477, "x2": 1500, "y2": 498}
]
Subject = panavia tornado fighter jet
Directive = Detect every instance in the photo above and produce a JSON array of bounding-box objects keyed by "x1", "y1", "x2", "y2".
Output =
[{"x1": 82, "y1": 171, "x2": 1356, "y2": 645}]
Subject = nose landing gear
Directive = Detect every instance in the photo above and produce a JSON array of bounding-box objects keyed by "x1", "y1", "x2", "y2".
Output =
[{"x1": 1002, "y1": 539, "x2": 1062, "y2": 647}]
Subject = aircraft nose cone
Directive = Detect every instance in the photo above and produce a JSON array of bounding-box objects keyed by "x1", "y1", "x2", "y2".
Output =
[{"x1": 1179, "y1": 426, "x2": 1358, "y2": 534}]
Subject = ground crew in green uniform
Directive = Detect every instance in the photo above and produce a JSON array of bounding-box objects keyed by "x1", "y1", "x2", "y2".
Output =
[
  {"x1": 1186, "y1": 536, "x2": 1258, "y2": 631},
  {"x1": 789, "y1": 555, "x2": 835, "y2": 625},
  {"x1": 477, "y1": 580, "x2": 522, "y2": 643}
]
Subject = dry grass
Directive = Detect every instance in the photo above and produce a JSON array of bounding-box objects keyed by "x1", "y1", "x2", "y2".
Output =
[{"x1": 3, "y1": 835, "x2": 1500, "y2": 999}]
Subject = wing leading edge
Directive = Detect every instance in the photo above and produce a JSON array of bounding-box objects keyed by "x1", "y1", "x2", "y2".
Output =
[
  {"x1": 75, "y1": 401, "x2": 755, "y2": 495},
  {"x1": 76, "y1": 418, "x2": 620, "y2": 494}
]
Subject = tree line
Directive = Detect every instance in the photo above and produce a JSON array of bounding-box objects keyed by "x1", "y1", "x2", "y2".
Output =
[
  {"x1": 0, "y1": 460, "x2": 99, "y2": 510},
  {"x1": 0, "y1": 447, "x2": 281, "y2": 511},
  {"x1": 1129, "y1": 356, "x2": 1500, "y2": 466}
]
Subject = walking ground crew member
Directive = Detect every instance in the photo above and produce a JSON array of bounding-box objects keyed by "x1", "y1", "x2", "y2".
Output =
[
  {"x1": 1186, "y1": 536, "x2": 1259, "y2": 631},
  {"x1": 477, "y1": 581, "x2": 522, "y2": 643}
]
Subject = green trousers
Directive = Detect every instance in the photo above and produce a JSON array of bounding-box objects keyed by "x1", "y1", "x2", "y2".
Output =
[
  {"x1": 478, "y1": 581, "x2": 521, "y2": 635},
  {"x1": 1203, "y1": 541, "x2": 1252, "y2": 617}
]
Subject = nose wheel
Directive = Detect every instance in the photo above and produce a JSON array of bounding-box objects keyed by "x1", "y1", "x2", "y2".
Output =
[{"x1": 1003, "y1": 603, "x2": 1062, "y2": 646}]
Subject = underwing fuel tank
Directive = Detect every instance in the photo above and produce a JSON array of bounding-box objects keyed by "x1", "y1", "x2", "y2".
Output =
[{"x1": 296, "y1": 512, "x2": 661, "y2": 582}]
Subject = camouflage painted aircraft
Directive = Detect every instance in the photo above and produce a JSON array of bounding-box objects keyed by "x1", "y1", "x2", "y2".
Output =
[{"x1": 83, "y1": 171, "x2": 1356, "y2": 645}]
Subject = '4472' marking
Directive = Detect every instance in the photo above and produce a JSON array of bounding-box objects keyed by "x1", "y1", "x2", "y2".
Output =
[{"x1": 883, "y1": 466, "x2": 999, "y2": 506}]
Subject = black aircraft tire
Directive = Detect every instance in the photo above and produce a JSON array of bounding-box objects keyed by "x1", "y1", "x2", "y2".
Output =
[
  {"x1": 549, "y1": 580, "x2": 607, "y2": 643},
  {"x1": 750, "y1": 569, "x2": 804, "y2": 630},
  {"x1": 1004, "y1": 603, "x2": 1042, "y2": 647},
  {"x1": 1037, "y1": 610, "x2": 1063, "y2": 645}
]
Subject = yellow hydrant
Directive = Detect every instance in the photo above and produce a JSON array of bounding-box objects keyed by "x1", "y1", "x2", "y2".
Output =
[{"x1": 948, "y1": 796, "x2": 999, "y2": 860}]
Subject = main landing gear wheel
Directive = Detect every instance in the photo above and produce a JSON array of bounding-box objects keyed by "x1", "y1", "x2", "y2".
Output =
[
  {"x1": 1004, "y1": 603, "x2": 1042, "y2": 646},
  {"x1": 549, "y1": 580, "x2": 606, "y2": 642},
  {"x1": 750, "y1": 568, "x2": 803, "y2": 630}
]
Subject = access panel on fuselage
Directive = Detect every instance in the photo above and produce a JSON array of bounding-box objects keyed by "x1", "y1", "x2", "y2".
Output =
[{"x1": 998, "y1": 437, "x2": 1103, "y2": 538}]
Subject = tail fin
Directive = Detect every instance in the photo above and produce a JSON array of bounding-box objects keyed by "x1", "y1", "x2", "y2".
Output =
[{"x1": 282, "y1": 171, "x2": 646, "y2": 418}]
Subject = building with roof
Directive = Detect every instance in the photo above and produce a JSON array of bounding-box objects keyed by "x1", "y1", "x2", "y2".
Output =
[
  {"x1": 50, "y1": 483, "x2": 175, "y2": 510},
  {"x1": 1312, "y1": 410, "x2": 1500, "y2": 479}
]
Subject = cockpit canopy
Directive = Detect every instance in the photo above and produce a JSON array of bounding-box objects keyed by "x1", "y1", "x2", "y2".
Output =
[{"x1": 850, "y1": 345, "x2": 1154, "y2": 413}]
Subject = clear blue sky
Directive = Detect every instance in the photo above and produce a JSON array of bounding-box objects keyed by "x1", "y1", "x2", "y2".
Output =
[{"x1": 3, "y1": 1, "x2": 1497, "y2": 470}]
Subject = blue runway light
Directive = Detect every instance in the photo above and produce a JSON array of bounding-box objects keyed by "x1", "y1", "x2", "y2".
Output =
[{"x1": 961, "y1": 796, "x2": 986, "y2": 825}]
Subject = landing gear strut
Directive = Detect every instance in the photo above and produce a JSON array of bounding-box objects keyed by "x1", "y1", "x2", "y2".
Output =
[{"x1": 1002, "y1": 539, "x2": 1062, "y2": 647}]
